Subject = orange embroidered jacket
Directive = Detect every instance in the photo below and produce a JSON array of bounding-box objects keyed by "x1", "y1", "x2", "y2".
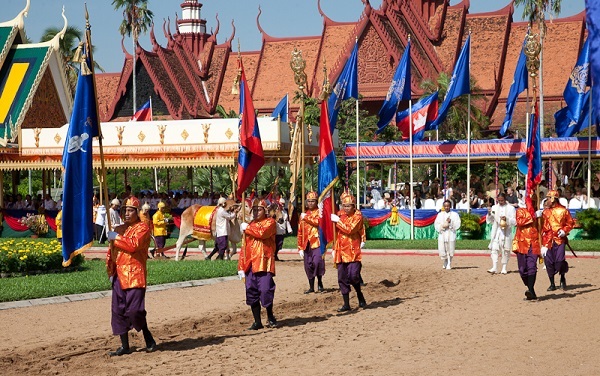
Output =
[
  {"x1": 106, "y1": 221, "x2": 152, "y2": 289},
  {"x1": 238, "y1": 217, "x2": 277, "y2": 275},
  {"x1": 512, "y1": 208, "x2": 540, "y2": 255},
  {"x1": 334, "y1": 211, "x2": 364, "y2": 263},
  {"x1": 297, "y1": 209, "x2": 320, "y2": 251},
  {"x1": 541, "y1": 205, "x2": 575, "y2": 247}
]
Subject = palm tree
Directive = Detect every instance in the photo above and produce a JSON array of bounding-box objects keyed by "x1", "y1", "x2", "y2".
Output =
[
  {"x1": 40, "y1": 26, "x2": 105, "y2": 94},
  {"x1": 111, "y1": 0, "x2": 154, "y2": 114},
  {"x1": 420, "y1": 72, "x2": 489, "y2": 140}
]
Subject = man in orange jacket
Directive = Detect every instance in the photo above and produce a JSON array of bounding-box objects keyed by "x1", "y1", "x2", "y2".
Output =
[
  {"x1": 238, "y1": 199, "x2": 278, "y2": 330},
  {"x1": 331, "y1": 193, "x2": 366, "y2": 312},
  {"x1": 541, "y1": 190, "x2": 575, "y2": 291},
  {"x1": 297, "y1": 191, "x2": 325, "y2": 293},
  {"x1": 106, "y1": 196, "x2": 156, "y2": 356}
]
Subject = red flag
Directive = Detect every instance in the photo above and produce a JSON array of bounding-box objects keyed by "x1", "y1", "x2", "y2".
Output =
[
  {"x1": 318, "y1": 100, "x2": 338, "y2": 254},
  {"x1": 236, "y1": 60, "x2": 265, "y2": 199}
]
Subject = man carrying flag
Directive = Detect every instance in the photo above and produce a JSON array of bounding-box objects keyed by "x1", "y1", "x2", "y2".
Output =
[
  {"x1": 131, "y1": 98, "x2": 152, "y2": 121},
  {"x1": 236, "y1": 58, "x2": 265, "y2": 199}
]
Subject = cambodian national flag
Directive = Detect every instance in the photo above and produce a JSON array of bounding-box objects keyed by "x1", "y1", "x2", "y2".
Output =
[
  {"x1": 500, "y1": 33, "x2": 529, "y2": 136},
  {"x1": 429, "y1": 36, "x2": 470, "y2": 130},
  {"x1": 318, "y1": 100, "x2": 338, "y2": 254},
  {"x1": 587, "y1": 0, "x2": 600, "y2": 125},
  {"x1": 328, "y1": 42, "x2": 359, "y2": 133},
  {"x1": 61, "y1": 37, "x2": 98, "y2": 266},
  {"x1": 376, "y1": 40, "x2": 411, "y2": 133},
  {"x1": 131, "y1": 99, "x2": 152, "y2": 121},
  {"x1": 236, "y1": 59, "x2": 265, "y2": 199},
  {"x1": 396, "y1": 91, "x2": 439, "y2": 142},
  {"x1": 271, "y1": 94, "x2": 288, "y2": 122}
]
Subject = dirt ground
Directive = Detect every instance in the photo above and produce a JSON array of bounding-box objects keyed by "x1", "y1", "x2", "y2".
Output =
[{"x1": 1, "y1": 252, "x2": 599, "y2": 376}]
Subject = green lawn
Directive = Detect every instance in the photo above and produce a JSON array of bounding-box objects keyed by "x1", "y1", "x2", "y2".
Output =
[
  {"x1": 0, "y1": 259, "x2": 237, "y2": 303},
  {"x1": 1, "y1": 236, "x2": 597, "y2": 303}
]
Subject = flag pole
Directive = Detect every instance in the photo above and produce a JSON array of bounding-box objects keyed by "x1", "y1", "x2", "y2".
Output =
[
  {"x1": 83, "y1": 5, "x2": 113, "y2": 254},
  {"x1": 587, "y1": 86, "x2": 593, "y2": 202},
  {"x1": 409, "y1": 97, "x2": 414, "y2": 239},
  {"x1": 355, "y1": 38, "x2": 360, "y2": 206},
  {"x1": 466, "y1": 29, "x2": 472, "y2": 213}
]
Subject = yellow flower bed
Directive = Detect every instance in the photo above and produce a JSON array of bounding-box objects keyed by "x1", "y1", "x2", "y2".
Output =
[{"x1": 0, "y1": 239, "x2": 83, "y2": 275}]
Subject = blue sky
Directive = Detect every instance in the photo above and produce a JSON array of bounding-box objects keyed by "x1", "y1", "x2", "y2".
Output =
[{"x1": 4, "y1": 0, "x2": 586, "y2": 73}]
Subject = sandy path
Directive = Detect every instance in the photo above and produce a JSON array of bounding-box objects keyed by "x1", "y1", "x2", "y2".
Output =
[{"x1": 1, "y1": 253, "x2": 599, "y2": 376}]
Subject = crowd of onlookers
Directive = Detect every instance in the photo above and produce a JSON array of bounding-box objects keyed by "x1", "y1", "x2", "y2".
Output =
[
  {"x1": 3, "y1": 193, "x2": 63, "y2": 211},
  {"x1": 361, "y1": 174, "x2": 600, "y2": 211}
]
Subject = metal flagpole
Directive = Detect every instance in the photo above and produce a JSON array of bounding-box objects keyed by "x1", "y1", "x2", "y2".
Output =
[
  {"x1": 356, "y1": 98, "x2": 360, "y2": 204},
  {"x1": 587, "y1": 86, "x2": 593, "y2": 202},
  {"x1": 409, "y1": 98, "x2": 414, "y2": 239},
  {"x1": 466, "y1": 29, "x2": 472, "y2": 213}
]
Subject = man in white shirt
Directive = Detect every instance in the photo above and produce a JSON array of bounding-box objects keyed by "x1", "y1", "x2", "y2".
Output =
[
  {"x1": 568, "y1": 189, "x2": 584, "y2": 209},
  {"x1": 109, "y1": 198, "x2": 123, "y2": 231},
  {"x1": 95, "y1": 204, "x2": 107, "y2": 244},
  {"x1": 206, "y1": 197, "x2": 238, "y2": 260},
  {"x1": 456, "y1": 193, "x2": 469, "y2": 210},
  {"x1": 177, "y1": 191, "x2": 192, "y2": 209},
  {"x1": 43, "y1": 194, "x2": 56, "y2": 211},
  {"x1": 434, "y1": 200, "x2": 461, "y2": 270},
  {"x1": 486, "y1": 193, "x2": 516, "y2": 274},
  {"x1": 275, "y1": 198, "x2": 292, "y2": 261}
]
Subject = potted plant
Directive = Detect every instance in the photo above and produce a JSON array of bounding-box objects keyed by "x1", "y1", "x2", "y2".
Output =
[
  {"x1": 575, "y1": 209, "x2": 600, "y2": 239},
  {"x1": 459, "y1": 211, "x2": 482, "y2": 239}
]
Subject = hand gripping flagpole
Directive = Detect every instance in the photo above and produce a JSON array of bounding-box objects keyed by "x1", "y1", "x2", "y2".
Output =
[{"x1": 80, "y1": 5, "x2": 114, "y2": 260}]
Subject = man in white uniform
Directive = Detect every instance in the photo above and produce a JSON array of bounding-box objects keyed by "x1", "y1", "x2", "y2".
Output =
[
  {"x1": 486, "y1": 193, "x2": 516, "y2": 274},
  {"x1": 109, "y1": 198, "x2": 124, "y2": 231},
  {"x1": 434, "y1": 200, "x2": 461, "y2": 270},
  {"x1": 206, "y1": 197, "x2": 238, "y2": 260}
]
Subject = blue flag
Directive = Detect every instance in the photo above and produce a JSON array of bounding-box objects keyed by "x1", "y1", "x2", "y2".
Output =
[
  {"x1": 429, "y1": 36, "x2": 471, "y2": 130},
  {"x1": 61, "y1": 41, "x2": 99, "y2": 267},
  {"x1": 271, "y1": 94, "x2": 288, "y2": 122},
  {"x1": 555, "y1": 91, "x2": 596, "y2": 137},
  {"x1": 587, "y1": 0, "x2": 600, "y2": 129},
  {"x1": 328, "y1": 42, "x2": 359, "y2": 133},
  {"x1": 500, "y1": 34, "x2": 529, "y2": 136},
  {"x1": 554, "y1": 38, "x2": 592, "y2": 137},
  {"x1": 377, "y1": 41, "x2": 411, "y2": 133}
]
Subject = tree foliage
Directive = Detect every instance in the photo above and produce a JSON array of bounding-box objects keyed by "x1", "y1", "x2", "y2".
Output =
[{"x1": 111, "y1": 0, "x2": 154, "y2": 39}]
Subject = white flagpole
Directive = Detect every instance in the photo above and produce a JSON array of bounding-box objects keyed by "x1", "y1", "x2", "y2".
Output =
[
  {"x1": 587, "y1": 86, "x2": 593, "y2": 201},
  {"x1": 409, "y1": 98, "x2": 414, "y2": 239},
  {"x1": 149, "y1": 96, "x2": 153, "y2": 121},
  {"x1": 356, "y1": 97, "x2": 360, "y2": 203},
  {"x1": 466, "y1": 30, "x2": 472, "y2": 213}
]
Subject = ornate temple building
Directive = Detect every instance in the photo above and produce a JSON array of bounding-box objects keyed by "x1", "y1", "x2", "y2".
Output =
[{"x1": 96, "y1": 0, "x2": 587, "y2": 131}]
